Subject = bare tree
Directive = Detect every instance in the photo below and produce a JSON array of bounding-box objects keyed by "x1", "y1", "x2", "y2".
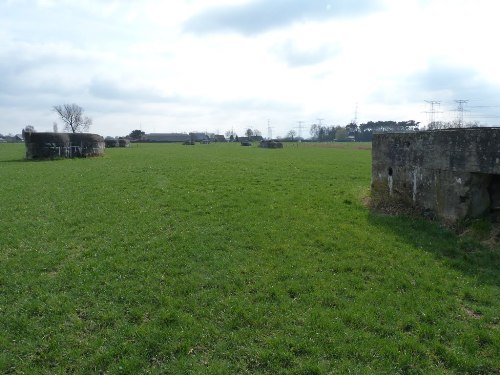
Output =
[{"x1": 53, "y1": 103, "x2": 92, "y2": 133}]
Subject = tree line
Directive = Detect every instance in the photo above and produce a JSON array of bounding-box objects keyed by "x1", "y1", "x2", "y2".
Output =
[
  {"x1": 307, "y1": 120, "x2": 420, "y2": 142},
  {"x1": 43, "y1": 102, "x2": 480, "y2": 142}
]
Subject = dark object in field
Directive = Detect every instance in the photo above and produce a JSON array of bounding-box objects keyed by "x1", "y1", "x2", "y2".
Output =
[
  {"x1": 259, "y1": 140, "x2": 283, "y2": 149},
  {"x1": 118, "y1": 138, "x2": 130, "y2": 147},
  {"x1": 241, "y1": 141, "x2": 252, "y2": 146},
  {"x1": 105, "y1": 138, "x2": 119, "y2": 148},
  {"x1": 105, "y1": 138, "x2": 128, "y2": 148},
  {"x1": 23, "y1": 131, "x2": 105, "y2": 159}
]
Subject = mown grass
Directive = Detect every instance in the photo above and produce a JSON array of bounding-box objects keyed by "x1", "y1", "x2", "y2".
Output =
[{"x1": 0, "y1": 142, "x2": 498, "y2": 374}]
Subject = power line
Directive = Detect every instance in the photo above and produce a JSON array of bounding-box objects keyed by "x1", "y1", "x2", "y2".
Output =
[
  {"x1": 454, "y1": 99, "x2": 469, "y2": 127},
  {"x1": 424, "y1": 100, "x2": 441, "y2": 125},
  {"x1": 423, "y1": 100, "x2": 500, "y2": 125},
  {"x1": 469, "y1": 105, "x2": 500, "y2": 108},
  {"x1": 267, "y1": 119, "x2": 274, "y2": 140},
  {"x1": 295, "y1": 121, "x2": 304, "y2": 139},
  {"x1": 469, "y1": 114, "x2": 500, "y2": 118}
]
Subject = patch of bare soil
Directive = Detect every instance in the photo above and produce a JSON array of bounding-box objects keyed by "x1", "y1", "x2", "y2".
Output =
[
  {"x1": 365, "y1": 196, "x2": 429, "y2": 218},
  {"x1": 481, "y1": 223, "x2": 500, "y2": 250},
  {"x1": 463, "y1": 306, "x2": 482, "y2": 319}
]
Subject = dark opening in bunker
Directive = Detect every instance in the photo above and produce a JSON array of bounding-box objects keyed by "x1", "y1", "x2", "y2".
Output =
[{"x1": 489, "y1": 174, "x2": 500, "y2": 212}]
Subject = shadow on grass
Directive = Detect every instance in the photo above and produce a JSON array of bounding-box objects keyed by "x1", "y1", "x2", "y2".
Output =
[
  {"x1": 0, "y1": 157, "x2": 74, "y2": 163},
  {"x1": 0, "y1": 158, "x2": 28, "y2": 163},
  {"x1": 368, "y1": 212, "x2": 499, "y2": 287}
]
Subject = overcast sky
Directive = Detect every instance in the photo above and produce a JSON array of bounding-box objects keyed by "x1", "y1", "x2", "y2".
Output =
[{"x1": 1, "y1": 0, "x2": 499, "y2": 137}]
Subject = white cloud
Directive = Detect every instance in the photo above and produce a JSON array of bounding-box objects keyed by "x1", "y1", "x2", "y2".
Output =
[
  {"x1": 0, "y1": 0, "x2": 499, "y2": 137},
  {"x1": 184, "y1": 0, "x2": 383, "y2": 35}
]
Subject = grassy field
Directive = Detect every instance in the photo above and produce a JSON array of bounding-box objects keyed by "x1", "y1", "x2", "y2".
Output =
[{"x1": 0, "y1": 142, "x2": 498, "y2": 374}]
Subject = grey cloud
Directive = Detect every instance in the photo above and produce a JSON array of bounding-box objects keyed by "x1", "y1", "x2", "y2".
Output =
[
  {"x1": 0, "y1": 39, "x2": 97, "y2": 98},
  {"x1": 369, "y1": 62, "x2": 500, "y2": 104},
  {"x1": 89, "y1": 78, "x2": 177, "y2": 104},
  {"x1": 213, "y1": 97, "x2": 297, "y2": 112},
  {"x1": 413, "y1": 63, "x2": 479, "y2": 93},
  {"x1": 369, "y1": 62, "x2": 500, "y2": 124},
  {"x1": 1, "y1": 2, "x2": 144, "y2": 49},
  {"x1": 411, "y1": 62, "x2": 500, "y2": 103},
  {"x1": 274, "y1": 40, "x2": 339, "y2": 67},
  {"x1": 184, "y1": 0, "x2": 382, "y2": 35}
]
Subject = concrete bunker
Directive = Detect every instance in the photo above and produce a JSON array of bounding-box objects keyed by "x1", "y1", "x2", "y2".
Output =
[
  {"x1": 371, "y1": 128, "x2": 500, "y2": 222},
  {"x1": 105, "y1": 138, "x2": 119, "y2": 148},
  {"x1": 118, "y1": 138, "x2": 130, "y2": 147},
  {"x1": 105, "y1": 138, "x2": 130, "y2": 148},
  {"x1": 23, "y1": 131, "x2": 105, "y2": 159},
  {"x1": 259, "y1": 140, "x2": 283, "y2": 149}
]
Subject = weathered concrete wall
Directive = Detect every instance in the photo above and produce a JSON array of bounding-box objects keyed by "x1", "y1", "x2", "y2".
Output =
[
  {"x1": 372, "y1": 128, "x2": 500, "y2": 222},
  {"x1": 24, "y1": 131, "x2": 105, "y2": 159}
]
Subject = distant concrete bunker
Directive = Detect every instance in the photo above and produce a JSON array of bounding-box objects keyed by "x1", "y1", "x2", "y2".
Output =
[
  {"x1": 371, "y1": 128, "x2": 500, "y2": 222},
  {"x1": 24, "y1": 132, "x2": 105, "y2": 159}
]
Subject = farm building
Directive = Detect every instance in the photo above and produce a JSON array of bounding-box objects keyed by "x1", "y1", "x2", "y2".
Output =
[
  {"x1": 23, "y1": 131, "x2": 105, "y2": 159},
  {"x1": 1, "y1": 134, "x2": 23, "y2": 143},
  {"x1": 143, "y1": 133, "x2": 191, "y2": 143},
  {"x1": 371, "y1": 127, "x2": 500, "y2": 222},
  {"x1": 214, "y1": 135, "x2": 227, "y2": 142}
]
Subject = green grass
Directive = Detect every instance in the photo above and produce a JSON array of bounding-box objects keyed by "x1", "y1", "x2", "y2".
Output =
[{"x1": 0, "y1": 142, "x2": 498, "y2": 374}]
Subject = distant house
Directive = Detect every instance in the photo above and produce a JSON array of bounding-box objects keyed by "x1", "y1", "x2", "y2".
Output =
[
  {"x1": 0, "y1": 138, "x2": 6, "y2": 143},
  {"x1": 4, "y1": 134, "x2": 23, "y2": 143},
  {"x1": 335, "y1": 135, "x2": 355, "y2": 142},
  {"x1": 214, "y1": 135, "x2": 227, "y2": 142},
  {"x1": 144, "y1": 133, "x2": 191, "y2": 143}
]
